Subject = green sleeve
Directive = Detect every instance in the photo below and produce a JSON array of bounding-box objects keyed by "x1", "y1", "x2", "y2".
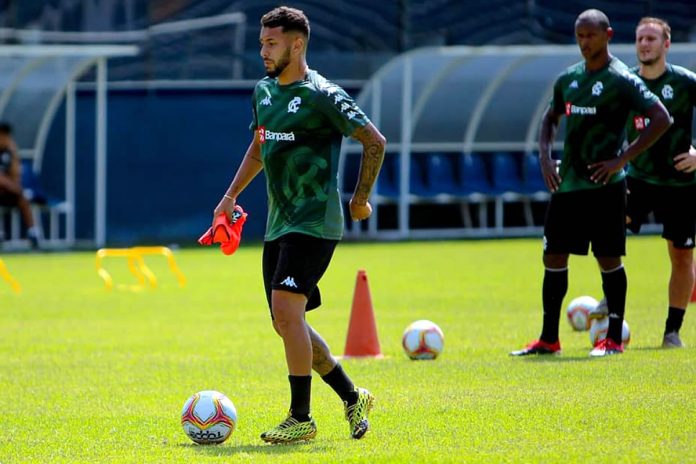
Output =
[
  {"x1": 315, "y1": 84, "x2": 370, "y2": 137},
  {"x1": 622, "y1": 71, "x2": 659, "y2": 113}
]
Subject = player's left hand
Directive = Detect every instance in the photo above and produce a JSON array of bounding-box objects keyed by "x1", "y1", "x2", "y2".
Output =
[
  {"x1": 588, "y1": 158, "x2": 625, "y2": 185},
  {"x1": 349, "y1": 198, "x2": 372, "y2": 221},
  {"x1": 673, "y1": 146, "x2": 696, "y2": 173}
]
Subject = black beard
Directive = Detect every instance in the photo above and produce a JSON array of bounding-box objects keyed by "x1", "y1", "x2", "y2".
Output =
[
  {"x1": 265, "y1": 50, "x2": 291, "y2": 78},
  {"x1": 639, "y1": 57, "x2": 658, "y2": 66}
]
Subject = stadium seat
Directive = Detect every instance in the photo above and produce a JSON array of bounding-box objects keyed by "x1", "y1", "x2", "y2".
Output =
[
  {"x1": 458, "y1": 153, "x2": 491, "y2": 228},
  {"x1": 409, "y1": 154, "x2": 429, "y2": 200},
  {"x1": 521, "y1": 154, "x2": 551, "y2": 226},
  {"x1": 426, "y1": 153, "x2": 459, "y2": 197},
  {"x1": 490, "y1": 152, "x2": 525, "y2": 231},
  {"x1": 375, "y1": 153, "x2": 399, "y2": 201}
]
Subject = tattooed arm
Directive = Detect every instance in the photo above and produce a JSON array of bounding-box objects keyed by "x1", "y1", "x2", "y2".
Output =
[{"x1": 349, "y1": 122, "x2": 386, "y2": 221}]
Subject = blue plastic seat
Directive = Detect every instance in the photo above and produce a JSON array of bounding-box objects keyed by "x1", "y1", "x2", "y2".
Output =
[
  {"x1": 490, "y1": 152, "x2": 523, "y2": 194},
  {"x1": 426, "y1": 153, "x2": 458, "y2": 195},
  {"x1": 523, "y1": 154, "x2": 548, "y2": 194},
  {"x1": 410, "y1": 155, "x2": 429, "y2": 198},
  {"x1": 375, "y1": 153, "x2": 399, "y2": 199},
  {"x1": 458, "y1": 153, "x2": 491, "y2": 195}
]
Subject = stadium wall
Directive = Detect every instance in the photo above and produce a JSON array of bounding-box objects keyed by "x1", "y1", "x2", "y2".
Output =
[{"x1": 41, "y1": 86, "x2": 275, "y2": 246}]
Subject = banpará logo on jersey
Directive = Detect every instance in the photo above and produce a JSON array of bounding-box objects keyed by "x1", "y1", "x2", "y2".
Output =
[
  {"x1": 258, "y1": 126, "x2": 295, "y2": 144},
  {"x1": 287, "y1": 96, "x2": 301, "y2": 113},
  {"x1": 633, "y1": 115, "x2": 650, "y2": 130},
  {"x1": 591, "y1": 81, "x2": 603, "y2": 96},
  {"x1": 662, "y1": 85, "x2": 674, "y2": 99},
  {"x1": 565, "y1": 102, "x2": 597, "y2": 116},
  {"x1": 260, "y1": 95, "x2": 272, "y2": 106}
]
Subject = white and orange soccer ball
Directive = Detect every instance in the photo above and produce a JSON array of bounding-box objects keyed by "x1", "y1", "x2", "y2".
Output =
[
  {"x1": 589, "y1": 317, "x2": 631, "y2": 347},
  {"x1": 402, "y1": 320, "x2": 444, "y2": 360},
  {"x1": 566, "y1": 296, "x2": 599, "y2": 331},
  {"x1": 181, "y1": 390, "x2": 237, "y2": 444}
]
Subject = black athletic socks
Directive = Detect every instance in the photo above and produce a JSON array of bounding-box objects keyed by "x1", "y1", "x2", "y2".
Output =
[
  {"x1": 540, "y1": 268, "x2": 568, "y2": 343},
  {"x1": 602, "y1": 266, "x2": 627, "y2": 344},
  {"x1": 665, "y1": 306, "x2": 686, "y2": 334},
  {"x1": 322, "y1": 364, "x2": 359, "y2": 405},
  {"x1": 289, "y1": 375, "x2": 312, "y2": 421}
]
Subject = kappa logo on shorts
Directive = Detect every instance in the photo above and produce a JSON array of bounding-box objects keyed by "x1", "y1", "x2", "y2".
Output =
[{"x1": 280, "y1": 276, "x2": 298, "y2": 288}]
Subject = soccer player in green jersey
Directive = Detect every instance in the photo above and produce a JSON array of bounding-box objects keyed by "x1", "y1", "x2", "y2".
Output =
[
  {"x1": 511, "y1": 9, "x2": 671, "y2": 357},
  {"x1": 212, "y1": 7, "x2": 385, "y2": 443},
  {"x1": 625, "y1": 17, "x2": 696, "y2": 348}
]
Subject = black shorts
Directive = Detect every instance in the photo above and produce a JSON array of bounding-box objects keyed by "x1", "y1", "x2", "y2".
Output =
[
  {"x1": 0, "y1": 189, "x2": 20, "y2": 207},
  {"x1": 262, "y1": 232, "x2": 339, "y2": 318},
  {"x1": 544, "y1": 181, "x2": 626, "y2": 257},
  {"x1": 626, "y1": 176, "x2": 696, "y2": 249}
]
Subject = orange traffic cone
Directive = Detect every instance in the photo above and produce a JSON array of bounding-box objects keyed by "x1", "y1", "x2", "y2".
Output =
[
  {"x1": 691, "y1": 263, "x2": 696, "y2": 303},
  {"x1": 343, "y1": 269, "x2": 383, "y2": 358}
]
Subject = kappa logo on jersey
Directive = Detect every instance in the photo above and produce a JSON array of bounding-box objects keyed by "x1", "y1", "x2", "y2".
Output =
[
  {"x1": 569, "y1": 80, "x2": 578, "y2": 89},
  {"x1": 684, "y1": 238, "x2": 694, "y2": 247},
  {"x1": 591, "y1": 81, "x2": 603, "y2": 96},
  {"x1": 662, "y1": 84, "x2": 674, "y2": 100},
  {"x1": 280, "y1": 276, "x2": 298, "y2": 288},
  {"x1": 261, "y1": 95, "x2": 272, "y2": 106},
  {"x1": 258, "y1": 126, "x2": 295, "y2": 144},
  {"x1": 287, "y1": 96, "x2": 301, "y2": 113},
  {"x1": 565, "y1": 102, "x2": 597, "y2": 116}
]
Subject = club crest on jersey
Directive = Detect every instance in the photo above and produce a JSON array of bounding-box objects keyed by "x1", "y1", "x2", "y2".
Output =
[
  {"x1": 287, "y1": 96, "x2": 301, "y2": 113},
  {"x1": 591, "y1": 81, "x2": 603, "y2": 96},
  {"x1": 662, "y1": 85, "x2": 674, "y2": 100}
]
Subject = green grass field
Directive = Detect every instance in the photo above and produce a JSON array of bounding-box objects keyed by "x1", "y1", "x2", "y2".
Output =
[{"x1": 1, "y1": 237, "x2": 694, "y2": 463}]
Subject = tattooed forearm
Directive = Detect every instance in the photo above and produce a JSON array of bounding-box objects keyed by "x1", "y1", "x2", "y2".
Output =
[{"x1": 351, "y1": 123, "x2": 386, "y2": 202}]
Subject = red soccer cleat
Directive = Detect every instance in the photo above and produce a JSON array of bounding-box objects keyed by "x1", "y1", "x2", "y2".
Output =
[
  {"x1": 510, "y1": 339, "x2": 561, "y2": 356},
  {"x1": 589, "y1": 338, "x2": 624, "y2": 357}
]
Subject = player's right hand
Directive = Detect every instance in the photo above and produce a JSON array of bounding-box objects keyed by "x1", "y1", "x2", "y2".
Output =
[
  {"x1": 213, "y1": 194, "x2": 236, "y2": 227},
  {"x1": 673, "y1": 146, "x2": 696, "y2": 173},
  {"x1": 540, "y1": 157, "x2": 561, "y2": 192}
]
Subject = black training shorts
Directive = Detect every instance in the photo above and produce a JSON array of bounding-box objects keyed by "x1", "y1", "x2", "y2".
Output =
[
  {"x1": 626, "y1": 176, "x2": 696, "y2": 249},
  {"x1": 262, "y1": 232, "x2": 339, "y2": 317},
  {"x1": 543, "y1": 181, "x2": 626, "y2": 257},
  {"x1": 0, "y1": 189, "x2": 20, "y2": 207}
]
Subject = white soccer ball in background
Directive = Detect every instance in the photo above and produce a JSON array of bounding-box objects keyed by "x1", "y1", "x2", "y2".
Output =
[
  {"x1": 566, "y1": 296, "x2": 598, "y2": 331},
  {"x1": 402, "y1": 319, "x2": 444, "y2": 360},
  {"x1": 589, "y1": 318, "x2": 631, "y2": 347},
  {"x1": 181, "y1": 390, "x2": 237, "y2": 444}
]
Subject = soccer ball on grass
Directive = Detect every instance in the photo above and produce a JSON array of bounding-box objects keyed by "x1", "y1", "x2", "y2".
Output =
[
  {"x1": 402, "y1": 319, "x2": 444, "y2": 360},
  {"x1": 181, "y1": 390, "x2": 237, "y2": 444},
  {"x1": 566, "y1": 296, "x2": 599, "y2": 331},
  {"x1": 589, "y1": 317, "x2": 631, "y2": 347}
]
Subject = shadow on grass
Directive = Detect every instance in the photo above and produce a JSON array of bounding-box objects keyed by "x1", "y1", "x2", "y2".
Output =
[
  {"x1": 511, "y1": 355, "x2": 594, "y2": 363},
  {"x1": 177, "y1": 441, "x2": 330, "y2": 456}
]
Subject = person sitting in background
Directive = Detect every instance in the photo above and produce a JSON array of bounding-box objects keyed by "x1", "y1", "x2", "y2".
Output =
[{"x1": 0, "y1": 122, "x2": 39, "y2": 249}]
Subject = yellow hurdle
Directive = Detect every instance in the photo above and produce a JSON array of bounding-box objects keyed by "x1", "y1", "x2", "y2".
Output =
[
  {"x1": 0, "y1": 257, "x2": 21, "y2": 294},
  {"x1": 96, "y1": 246, "x2": 186, "y2": 291}
]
